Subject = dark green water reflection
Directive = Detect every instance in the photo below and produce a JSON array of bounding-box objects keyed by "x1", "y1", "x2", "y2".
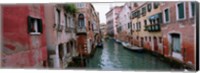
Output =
[{"x1": 86, "y1": 39, "x2": 182, "y2": 70}]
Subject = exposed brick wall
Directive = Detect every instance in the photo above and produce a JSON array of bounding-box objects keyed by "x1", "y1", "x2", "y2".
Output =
[{"x1": 160, "y1": 2, "x2": 195, "y2": 67}]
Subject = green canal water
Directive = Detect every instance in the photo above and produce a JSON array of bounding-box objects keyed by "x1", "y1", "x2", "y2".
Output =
[{"x1": 86, "y1": 38, "x2": 184, "y2": 71}]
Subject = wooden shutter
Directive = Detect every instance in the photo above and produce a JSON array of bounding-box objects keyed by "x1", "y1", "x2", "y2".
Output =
[
  {"x1": 178, "y1": 3, "x2": 184, "y2": 19},
  {"x1": 27, "y1": 16, "x2": 33, "y2": 33},
  {"x1": 38, "y1": 19, "x2": 43, "y2": 33}
]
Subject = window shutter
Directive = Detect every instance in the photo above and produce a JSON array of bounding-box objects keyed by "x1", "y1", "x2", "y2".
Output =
[
  {"x1": 27, "y1": 16, "x2": 33, "y2": 33},
  {"x1": 178, "y1": 3, "x2": 184, "y2": 19},
  {"x1": 38, "y1": 19, "x2": 43, "y2": 33},
  {"x1": 191, "y1": 2, "x2": 195, "y2": 16}
]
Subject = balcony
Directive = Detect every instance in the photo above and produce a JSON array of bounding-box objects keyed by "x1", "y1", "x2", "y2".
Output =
[
  {"x1": 54, "y1": 24, "x2": 64, "y2": 32},
  {"x1": 76, "y1": 27, "x2": 87, "y2": 35},
  {"x1": 146, "y1": 24, "x2": 161, "y2": 32}
]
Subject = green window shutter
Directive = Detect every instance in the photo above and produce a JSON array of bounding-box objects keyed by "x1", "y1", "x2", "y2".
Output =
[
  {"x1": 191, "y1": 2, "x2": 195, "y2": 16},
  {"x1": 165, "y1": 9, "x2": 169, "y2": 22},
  {"x1": 38, "y1": 19, "x2": 43, "y2": 33},
  {"x1": 178, "y1": 3, "x2": 184, "y2": 19},
  {"x1": 27, "y1": 16, "x2": 33, "y2": 33}
]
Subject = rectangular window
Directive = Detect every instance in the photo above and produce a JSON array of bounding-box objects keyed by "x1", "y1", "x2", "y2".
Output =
[
  {"x1": 159, "y1": 37, "x2": 162, "y2": 43},
  {"x1": 56, "y1": 9, "x2": 60, "y2": 25},
  {"x1": 149, "y1": 37, "x2": 151, "y2": 42},
  {"x1": 64, "y1": 14, "x2": 68, "y2": 28},
  {"x1": 145, "y1": 36, "x2": 147, "y2": 41},
  {"x1": 164, "y1": 8, "x2": 169, "y2": 23},
  {"x1": 139, "y1": 22, "x2": 141, "y2": 29},
  {"x1": 190, "y1": 2, "x2": 195, "y2": 17},
  {"x1": 142, "y1": 7, "x2": 146, "y2": 15},
  {"x1": 28, "y1": 16, "x2": 43, "y2": 35},
  {"x1": 154, "y1": 2, "x2": 159, "y2": 9},
  {"x1": 144, "y1": 20, "x2": 147, "y2": 26},
  {"x1": 177, "y1": 2, "x2": 185, "y2": 19}
]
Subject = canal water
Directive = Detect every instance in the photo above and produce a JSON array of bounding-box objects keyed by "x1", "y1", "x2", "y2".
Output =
[{"x1": 86, "y1": 38, "x2": 183, "y2": 71}]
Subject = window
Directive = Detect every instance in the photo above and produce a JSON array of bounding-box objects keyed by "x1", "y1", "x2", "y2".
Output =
[
  {"x1": 189, "y1": 2, "x2": 195, "y2": 17},
  {"x1": 149, "y1": 36, "x2": 151, "y2": 42},
  {"x1": 137, "y1": 36, "x2": 139, "y2": 40},
  {"x1": 64, "y1": 14, "x2": 68, "y2": 28},
  {"x1": 77, "y1": 3, "x2": 85, "y2": 8},
  {"x1": 147, "y1": 3, "x2": 152, "y2": 12},
  {"x1": 149, "y1": 19, "x2": 152, "y2": 25},
  {"x1": 142, "y1": 7, "x2": 146, "y2": 15},
  {"x1": 28, "y1": 16, "x2": 43, "y2": 35},
  {"x1": 56, "y1": 9, "x2": 60, "y2": 25},
  {"x1": 144, "y1": 20, "x2": 147, "y2": 26},
  {"x1": 78, "y1": 14, "x2": 85, "y2": 28},
  {"x1": 164, "y1": 8, "x2": 170, "y2": 23},
  {"x1": 159, "y1": 37, "x2": 162, "y2": 43},
  {"x1": 176, "y1": 2, "x2": 185, "y2": 20},
  {"x1": 132, "y1": 23, "x2": 135, "y2": 30},
  {"x1": 139, "y1": 22, "x2": 141, "y2": 29},
  {"x1": 145, "y1": 36, "x2": 147, "y2": 41},
  {"x1": 154, "y1": 2, "x2": 159, "y2": 9}
]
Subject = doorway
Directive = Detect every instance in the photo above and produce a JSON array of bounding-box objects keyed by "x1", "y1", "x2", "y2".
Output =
[
  {"x1": 153, "y1": 37, "x2": 158, "y2": 52},
  {"x1": 141, "y1": 37, "x2": 144, "y2": 47},
  {"x1": 170, "y1": 33, "x2": 182, "y2": 61},
  {"x1": 58, "y1": 44, "x2": 64, "y2": 68}
]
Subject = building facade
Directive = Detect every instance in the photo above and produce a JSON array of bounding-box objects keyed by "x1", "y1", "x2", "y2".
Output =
[
  {"x1": 75, "y1": 3, "x2": 100, "y2": 58},
  {"x1": 44, "y1": 4, "x2": 77, "y2": 69},
  {"x1": 131, "y1": 2, "x2": 163, "y2": 53},
  {"x1": 1, "y1": 4, "x2": 48, "y2": 68},
  {"x1": 118, "y1": 3, "x2": 131, "y2": 42},
  {"x1": 160, "y1": 2, "x2": 196, "y2": 69},
  {"x1": 106, "y1": 6, "x2": 122, "y2": 38},
  {"x1": 100, "y1": 23, "x2": 107, "y2": 37}
]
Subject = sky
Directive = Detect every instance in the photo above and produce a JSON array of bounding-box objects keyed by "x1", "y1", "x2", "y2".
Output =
[{"x1": 92, "y1": 3, "x2": 124, "y2": 24}]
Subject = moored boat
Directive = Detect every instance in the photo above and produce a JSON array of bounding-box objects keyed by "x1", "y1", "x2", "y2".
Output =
[{"x1": 122, "y1": 42, "x2": 143, "y2": 52}]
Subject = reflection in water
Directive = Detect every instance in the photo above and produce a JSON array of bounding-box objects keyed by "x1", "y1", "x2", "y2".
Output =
[{"x1": 86, "y1": 39, "x2": 178, "y2": 70}]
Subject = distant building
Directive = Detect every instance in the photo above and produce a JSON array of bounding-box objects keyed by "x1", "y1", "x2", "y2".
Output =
[
  {"x1": 100, "y1": 23, "x2": 107, "y2": 37},
  {"x1": 118, "y1": 3, "x2": 131, "y2": 42},
  {"x1": 1, "y1": 4, "x2": 48, "y2": 68},
  {"x1": 106, "y1": 6, "x2": 123, "y2": 37}
]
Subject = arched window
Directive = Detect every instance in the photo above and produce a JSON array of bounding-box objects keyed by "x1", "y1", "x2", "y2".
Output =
[{"x1": 78, "y1": 14, "x2": 85, "y2": 28}]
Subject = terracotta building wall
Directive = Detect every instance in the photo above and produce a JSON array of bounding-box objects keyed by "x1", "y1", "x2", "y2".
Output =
[
  {"x1": 2, "y1": 5, "x2": 47, "y2": 68},
  {"x1": 160, "y1": 2, "x2": 195, "y2": 67}
]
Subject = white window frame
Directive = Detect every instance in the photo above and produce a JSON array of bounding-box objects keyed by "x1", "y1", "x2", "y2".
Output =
[
  {"x1": 163, "y1": 7, "x2": 170, "y2": 24},
  {"x1": 189, "y1": 2, "x2": 194, "y2": 18},
  {"x1": 30, "y1": 19, "x2": 41, "y2": 35},
  {"x1": 176, "y1": 2, "x2": 186, "y2": 21}
]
